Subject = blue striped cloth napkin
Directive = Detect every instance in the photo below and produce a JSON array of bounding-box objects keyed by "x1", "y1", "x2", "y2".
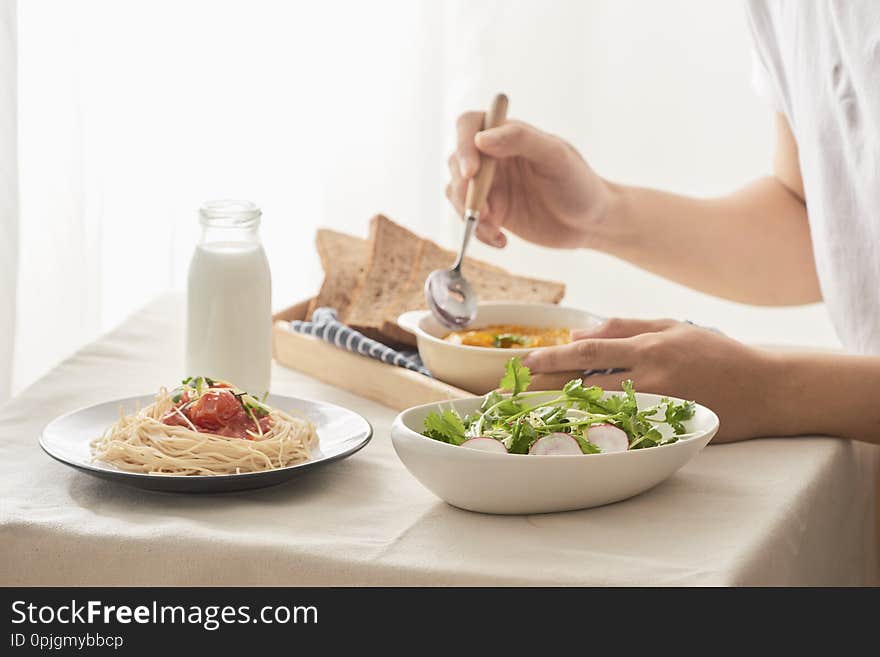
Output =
[{"x1": 288, "y1": 307, "x2": 431, "y2": 376}]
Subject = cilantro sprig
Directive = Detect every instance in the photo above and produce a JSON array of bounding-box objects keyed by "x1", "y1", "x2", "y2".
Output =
[
  {"x1": 493, "y1": 333, "x2": 529, "y2": 348},
  {"x1": 423, "y1": 409, "x2": 467, "y2": 446}
]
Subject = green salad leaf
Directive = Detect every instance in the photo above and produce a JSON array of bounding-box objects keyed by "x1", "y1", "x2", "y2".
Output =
[
  {"x1": 422, "y1": 357, "x2": 697, "y2": 457},
  {"x1": 508, "y1": 419, "x2": 536, "y2": 454},
  {"x1": 665, "y1": 398, "x2": 696, "y2": 435},
  {"x1": 571, "y1": 432, "x2": 601, "y2": 455},
  {"x1": 561, "y1": 378, "x2": 604, "y2": 404},
  {"x1": 500, "y1": 356, "x2": 531, "y2": 396},
  {"x1": 423, "y1": 409, "x2": 467, "y2": 446}
]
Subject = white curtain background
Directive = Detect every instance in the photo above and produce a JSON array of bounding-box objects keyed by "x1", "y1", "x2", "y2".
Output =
[
  {"x1": 3, "y1": 0, "x2": 838, "y2": 400},
  {"x1": 0, "y1": 0, "x2": 15, "y2": 402}
]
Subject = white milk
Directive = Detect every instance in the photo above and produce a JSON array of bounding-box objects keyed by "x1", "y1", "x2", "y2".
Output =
[{"x1": 186, "y1": 201, "x2": 272, "y2": 395}]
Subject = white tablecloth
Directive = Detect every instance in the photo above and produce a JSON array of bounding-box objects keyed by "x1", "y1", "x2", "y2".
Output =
[{"x1": 1, "y1": 296, "x2": 878, "y2": 586}]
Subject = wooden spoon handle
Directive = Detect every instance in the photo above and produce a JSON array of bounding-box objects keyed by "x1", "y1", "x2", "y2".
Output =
[{"x1": 464, "y1": 93, "x2": 509, "y2": 217}]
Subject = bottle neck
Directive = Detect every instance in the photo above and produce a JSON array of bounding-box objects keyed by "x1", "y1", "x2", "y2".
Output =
[
  {"x1": 198, "y1": 200, "x2": 262, "y2": 246},
  {"x1": 199, "y1": 223, "x2": 260, "y2": 245}
]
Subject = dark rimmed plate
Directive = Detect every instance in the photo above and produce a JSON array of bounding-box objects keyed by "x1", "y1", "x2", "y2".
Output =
[{"x1": 40, "y1": 394, "x2": 372, "y2": 493}]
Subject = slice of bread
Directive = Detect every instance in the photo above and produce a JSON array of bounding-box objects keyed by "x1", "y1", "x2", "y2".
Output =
[
  {"x1": 381, "y1": 240, "x2": 566, "y2": 345},
  {"x1": 309, "y1": 229, "x2": 369, "y2": 320},
  {"x1": 311, "y1": 215, "x2": 566, "y2": 347},
  {"x1": 378, "y1": 240, "x2": 496, "y2": 344},
  {"x1": 343, "y1": 215, "x2": 424, "y2": 340}
]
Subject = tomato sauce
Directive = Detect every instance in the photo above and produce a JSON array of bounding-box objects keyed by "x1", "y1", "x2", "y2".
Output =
[{"x1": 162, "y1": 389, "x2": 271, "y2": 439}]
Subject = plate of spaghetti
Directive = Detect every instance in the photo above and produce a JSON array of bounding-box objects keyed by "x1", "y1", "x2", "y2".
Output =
[{"x1": 39, "y1": 376, "x2": 372, "y2": 492}]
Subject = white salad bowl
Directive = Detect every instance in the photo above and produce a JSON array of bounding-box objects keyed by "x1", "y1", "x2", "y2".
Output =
[
  {"x1": 397, "y1": 302, "x2": 603, "y2": 393},
  {"x1": 391, "y1": 392, "x2": 719, "y2": 514}
]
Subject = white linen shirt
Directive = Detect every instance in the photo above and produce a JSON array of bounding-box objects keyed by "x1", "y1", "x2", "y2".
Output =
[{"x1": 746, "y1": 0, "x2": 880, "y2": 354}]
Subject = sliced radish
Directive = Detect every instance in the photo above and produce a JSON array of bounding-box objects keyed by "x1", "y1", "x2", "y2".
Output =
[
  {"x1": 460, "y1": 437, "x2": 508, "y2": 453},
  {"x1": 528, "y1": 432, "x2": 582, "y2": 456},
  {"x1": 585, "y1": 424, "x2": 629, "y2": 453}
]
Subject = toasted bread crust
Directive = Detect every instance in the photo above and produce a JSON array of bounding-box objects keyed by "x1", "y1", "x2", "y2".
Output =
[
  {"x1": 310, "y1": 216, "x2": 566, "y2": 345},
  {"x1": 309, "y1": 229, "x2": 370, "y2": 320}
]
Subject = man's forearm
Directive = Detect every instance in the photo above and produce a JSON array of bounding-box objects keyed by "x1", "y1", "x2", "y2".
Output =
[
  {"x1": 589, "y1": 176, "x2": 821, "y2": 305},
  {"x1": 758, "y1": 350, "x2": 880, "y2": 444}
]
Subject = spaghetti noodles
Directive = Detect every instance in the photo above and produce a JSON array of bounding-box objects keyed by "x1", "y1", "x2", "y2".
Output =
[{"x1": 91, "y1": 377, "x2": 318, "y2": 476}]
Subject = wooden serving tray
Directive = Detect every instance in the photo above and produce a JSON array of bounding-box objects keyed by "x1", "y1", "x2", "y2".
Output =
[{"x1": 272, "y1": 299, "x2": 471, "y2": 411}]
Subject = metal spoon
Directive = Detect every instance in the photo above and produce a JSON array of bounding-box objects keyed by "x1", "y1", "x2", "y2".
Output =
[{"x1": 425, "y1": 93, "x2": 509, "y2": 329}]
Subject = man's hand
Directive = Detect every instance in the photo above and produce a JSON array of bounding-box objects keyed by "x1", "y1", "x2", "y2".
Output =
[
  {"x1": 446, "y1": 114, "x2": 613, "y2": 249},
  {"x1": 522, "y1": 319, "x2": 777, "y2": 442}
]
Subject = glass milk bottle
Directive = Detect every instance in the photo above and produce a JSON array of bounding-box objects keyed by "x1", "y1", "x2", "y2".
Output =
[{"x1": 186, "y1": 200, "x2": 272, "y2": 395}]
